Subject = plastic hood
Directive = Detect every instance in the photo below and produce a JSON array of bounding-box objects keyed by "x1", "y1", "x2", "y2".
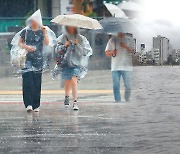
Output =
[{"x1": 26, "y1": 9, "x2": 43, "y2": 27}]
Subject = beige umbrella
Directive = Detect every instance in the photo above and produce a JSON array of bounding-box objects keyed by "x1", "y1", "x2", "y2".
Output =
[{"x1": 51, "y1": 14, "x2": 103, "y2": 30}]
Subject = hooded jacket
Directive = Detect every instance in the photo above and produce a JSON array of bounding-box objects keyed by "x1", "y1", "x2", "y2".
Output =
[{"x1": 53, "y1": 27, "x2": 93, "y2": 79}]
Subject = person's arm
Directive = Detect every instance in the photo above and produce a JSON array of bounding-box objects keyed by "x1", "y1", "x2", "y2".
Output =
[
  {"x1": 18, "y1": 37, "x2": 35, "y2": 52},
  {"x1": 105, "y1": 50, "x2": 117, "y2": 57},
  {"x1": 105, "y1": 38, "x2": 117, "y2": 57},
  {"x1": 120, "y1": 36, "x2": 135, "y2": 53},
  {"x1": 74, "y1": 36, "x2": 92, "y2": 56},
  {"x1": 55, "y1": 35, "x2": 70, "y2": 55},
  {"x1": 120, "y1": 42, "x2": 133, "y2": 53},
  {"x1": 42, "y1": 26, "x2": 49, "y2": 46}
]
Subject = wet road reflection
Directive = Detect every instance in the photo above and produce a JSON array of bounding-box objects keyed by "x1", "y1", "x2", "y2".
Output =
[{"x1": 0, "y1": 67, "x2": 180, "y2": 153}]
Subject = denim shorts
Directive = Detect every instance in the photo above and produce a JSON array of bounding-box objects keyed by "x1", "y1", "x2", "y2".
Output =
[{"x1": 61, "y1": 67, "x2": 81, "y2": 80}]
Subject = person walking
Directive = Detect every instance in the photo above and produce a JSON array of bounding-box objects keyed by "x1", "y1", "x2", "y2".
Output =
[
  {"x1": 55, "y1": 26, "x2": 92, "y2": 110},
  {"x1": 11, "y1": 10, "x2": 56, "y2": 112},
  {"x1": 105, "y1": 33, "x2": 135, "y2": 102}
]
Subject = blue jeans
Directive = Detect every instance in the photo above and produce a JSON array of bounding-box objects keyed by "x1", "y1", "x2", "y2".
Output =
[{"x1": 112, "y1": 71, "x2": 132, "y2": 102}]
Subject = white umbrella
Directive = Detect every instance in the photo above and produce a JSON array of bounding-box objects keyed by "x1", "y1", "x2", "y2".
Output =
[
  {"x1": 51, "y1": 14, "x2": 103, "y2": 30},
  {"x1": 104, "y1": 3, "x2": 127, "y2": 18},
  {"x1": 118, "y1": 1, "x2": 143, "y2": 12}
]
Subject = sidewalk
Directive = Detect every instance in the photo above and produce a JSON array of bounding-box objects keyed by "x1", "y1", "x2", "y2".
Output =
[
  {"x1": 0, "y1": 70, "x2": 124, "y2": 103},
  {"x1": 0, "y1": 70, "x2": 113, "y2": 90}
]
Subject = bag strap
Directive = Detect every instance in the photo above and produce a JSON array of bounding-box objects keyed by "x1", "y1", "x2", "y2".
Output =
[
  {"x1": 112, "y1": 37, "x2": 117, "y2": 57},
  {"x1": 66, "y1": 36, "x2": 69, "y2": 41},
  {"x1": 24, "y1": 28, "x2": 28, "y2": 43}
]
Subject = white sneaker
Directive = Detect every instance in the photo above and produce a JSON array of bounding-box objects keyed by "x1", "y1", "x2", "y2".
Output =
[
  {"x1": 34, "y1": 108, "x2": 40, "y2": 112},
  {"x1": 26, "y1": 105, "x2": 33, "y2": 112},
  {"x1": 73, "y1": 102, "x2": 79, "y2": 111}
]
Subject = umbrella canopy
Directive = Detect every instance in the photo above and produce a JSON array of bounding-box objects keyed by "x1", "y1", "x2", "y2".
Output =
[
  {"x1": 104, "y1": 3, "x2": 127, "y2": 18},
  {"x1": 99, "y1": 17, "x2": 136, "y2": 34},
  {"x1": 51, "y1": 14, "x2": 103, "y2": 30},
  {"x1": 118, "y1": 1, "x2": 143, "y2": 12}
]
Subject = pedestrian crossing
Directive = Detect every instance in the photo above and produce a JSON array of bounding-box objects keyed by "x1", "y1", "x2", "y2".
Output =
[
  {"x1": 0, "y1": 90, "x2": 113, "y2": 95},
  {"x1": 0, "y1": 90, "x2": 130, "y2": 103}
]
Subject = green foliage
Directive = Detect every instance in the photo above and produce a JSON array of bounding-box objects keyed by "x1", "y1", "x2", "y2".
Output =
[
  {"x1": 87, "y1": 12, "x2": 97, "y2": 17},
  {"x1": 25, "y1": 10, "x2": 34, "y2": 18},
  {"x1": 21, "y1": 10, "x2": 33, "y2": 26}
]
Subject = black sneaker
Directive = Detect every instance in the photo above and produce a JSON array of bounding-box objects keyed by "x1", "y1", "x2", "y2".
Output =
[{"x1": 64, "y1": 96, "x2": 69, "y2": 107}]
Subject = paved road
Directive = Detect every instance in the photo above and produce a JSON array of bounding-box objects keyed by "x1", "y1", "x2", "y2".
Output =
[{"x1": 0, "y1": 66, "x2": 180, "y2": 154}]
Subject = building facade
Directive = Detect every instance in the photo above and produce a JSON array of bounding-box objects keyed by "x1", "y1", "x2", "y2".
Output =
[
  {"x1": 153, "y1": 35, "x2": 170, "y2": 65},
  {"x1": 170, "y1": 49, "x2": 180, "y2": 64},
  {"x1": 151, "y1": 48, "x2": 160, "y2": 65}
]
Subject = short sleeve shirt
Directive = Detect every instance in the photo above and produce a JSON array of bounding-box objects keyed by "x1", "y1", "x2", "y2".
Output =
[
  {"x1": 105, "y1": 37, "x2": 133, "y2": 72},
  {"x1": 20, "y1": 29, "x2": 44, "y2": 53},
  {"x1": 20, "y1": 28, "x2": 44, "y2": 69}
]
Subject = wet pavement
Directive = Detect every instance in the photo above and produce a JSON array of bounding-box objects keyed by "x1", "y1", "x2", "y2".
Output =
[{"x1": 0, "y1": 66, "x2": 180, "y2": 154}]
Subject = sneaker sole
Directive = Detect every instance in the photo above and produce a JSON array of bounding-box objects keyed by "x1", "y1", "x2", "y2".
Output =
[
  {"x1": 73, "y1": 107, "x2": 79, "y2": 111},
  {"x1": 27, "y1": 109, "x2": 33, "y2": 112},
  {"x1": 65, "y1": 104, "x2": 70, "y2": 108}
]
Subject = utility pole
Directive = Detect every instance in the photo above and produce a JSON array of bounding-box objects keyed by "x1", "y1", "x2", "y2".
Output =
[
  {"x1": 34, "y1": 0, "x2": 37, "y2": 12},
  {"x1": 59, "y1": 0, "x2": 61, "y2": 15}
]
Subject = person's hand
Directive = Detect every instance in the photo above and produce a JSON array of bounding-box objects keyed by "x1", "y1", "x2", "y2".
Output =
[
  {"x1": 27, "y1": 46, "x2": 35, "y2": 52},
  {"x1": 112, "y1": 50, "x2": 117, "y2": 55},
  {"x1": 42, "y1": 26, "x2": 46, "y2": 35},
  {"x1": 112, "y1": 49, "x2": 117, "y2": 57},
  {"x1": 65, "y1": 41, "x2": 71, "y2": 47},
  {"x1": 74, "y1": 39, "x2": 79, "y2": 45},
  {"x1": 120, "y1": 42, "x2": 133, "y2": 52}
]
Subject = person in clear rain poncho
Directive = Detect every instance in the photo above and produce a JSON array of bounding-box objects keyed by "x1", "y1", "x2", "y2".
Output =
[
  {"x1": 53, "y1": 26, "x2": 92, "y2": 110},
  {"x1": 10, "y1": 10, "x2": 56, "y2": 112}
]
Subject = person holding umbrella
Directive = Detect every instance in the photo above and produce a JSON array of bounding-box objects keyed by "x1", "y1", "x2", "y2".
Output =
[
  {"x1": 105, "y1": 33, "x2": 135, "y2": 102},
  {"x1": 101, "y1": 17, "x2": 136, "y2": 102},
  {"x1": 51, "y1": 14, "x2": 102, "y2": 110},
  {"x1": 52, "y1": 14, "x2": 102, "y2": 110}
]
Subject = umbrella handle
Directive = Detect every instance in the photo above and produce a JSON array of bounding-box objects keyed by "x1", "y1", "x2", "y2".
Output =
[
  {"x1": 112, "y1": 49, "x2": 117, "y2": 57},
  {"x1": 112, "y1": 39, "x2": 117, "y2": 57}
]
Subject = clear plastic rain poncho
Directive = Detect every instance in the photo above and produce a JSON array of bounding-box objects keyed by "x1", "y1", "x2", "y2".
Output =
[
  {"x1": 10, "y1": 9, "x2": 56, "y2": 74},
  {"x1": 52, "y1": 28, "x2": 93, "y2": 80}
]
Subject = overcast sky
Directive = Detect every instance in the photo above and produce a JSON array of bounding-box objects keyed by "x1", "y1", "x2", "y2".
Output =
[{"x1": 136, "y1": 0, "x2": 180, "y2": 51}]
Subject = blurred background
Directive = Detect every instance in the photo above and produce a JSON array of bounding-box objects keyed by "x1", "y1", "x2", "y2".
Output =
[
  {"x1": 0, "y1": 0, "x2": 141, "y2": 78},
  {"x1": 0, "y1": 0, "x2": 180, "y2": 89}
]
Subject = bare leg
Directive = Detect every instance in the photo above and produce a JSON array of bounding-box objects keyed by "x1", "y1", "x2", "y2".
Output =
[
  {"x1": 71, "y1": 76, "x2": 78, "y2": 101},
  {"x1": 64, "y1": 80, "x2": 71, "y2": 97}
]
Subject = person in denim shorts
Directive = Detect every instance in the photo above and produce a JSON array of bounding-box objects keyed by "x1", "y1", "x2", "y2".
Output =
[{"x1": 56, "y1": 26, "x2": 92, "y2": 110}]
